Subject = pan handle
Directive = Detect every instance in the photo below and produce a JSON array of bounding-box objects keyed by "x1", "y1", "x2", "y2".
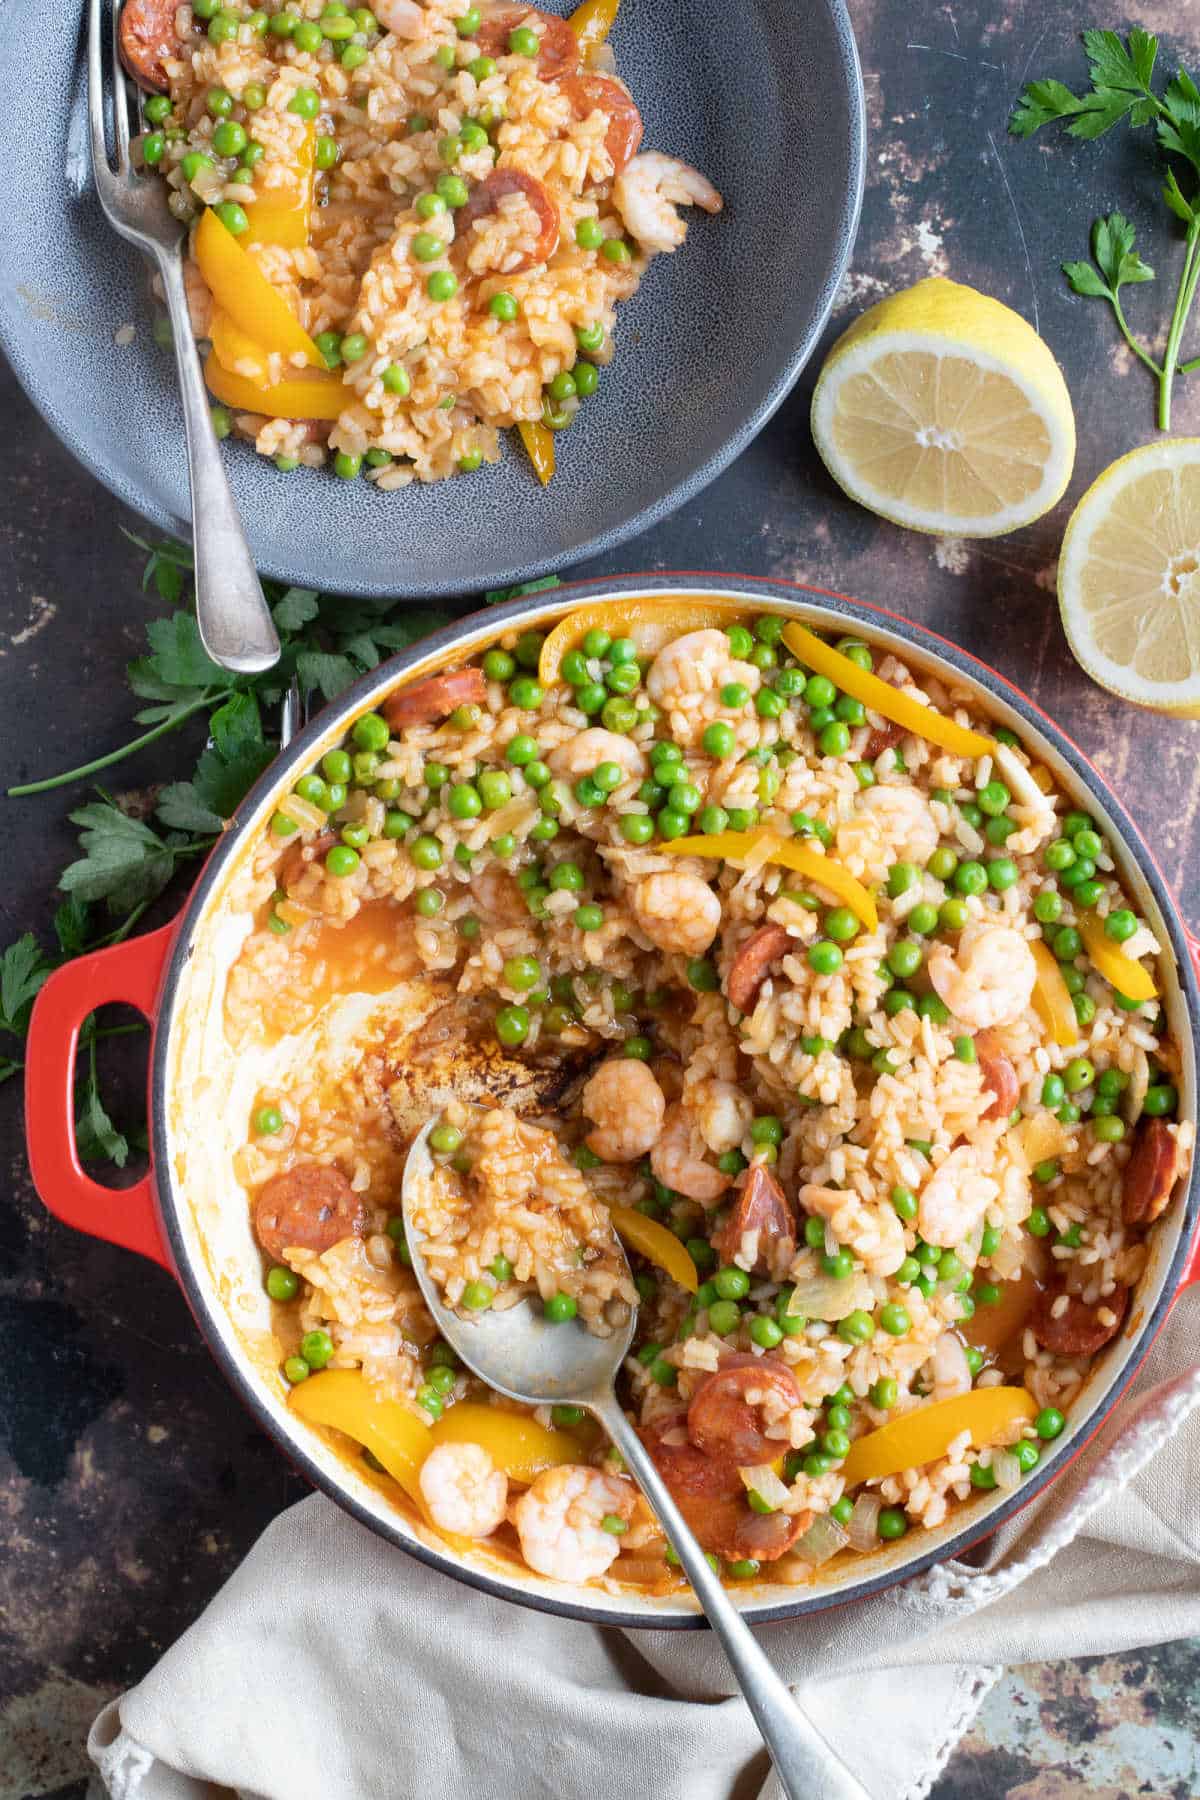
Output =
[{"x1": 24, "y1": 924, "x2": 177, "y2": 1272}]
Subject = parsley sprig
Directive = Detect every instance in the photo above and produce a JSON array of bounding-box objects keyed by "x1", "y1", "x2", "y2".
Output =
[
  {"x1": 3, "y1": 536, "x2": 558, "y2": 1165},
  {"x1": 1012, "y1": 28, "x2": 1200, "y2": 427}
]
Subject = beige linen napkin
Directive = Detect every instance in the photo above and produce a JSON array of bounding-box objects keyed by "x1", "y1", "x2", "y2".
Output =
[{"x1": 90, "y1": 1287, "x2": 1200, "y2": 1800}]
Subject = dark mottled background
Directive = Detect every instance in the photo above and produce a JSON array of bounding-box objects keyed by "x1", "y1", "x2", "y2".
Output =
[{"x1": 3, "y1": 0, "x2": 1200, "y2": 1794}]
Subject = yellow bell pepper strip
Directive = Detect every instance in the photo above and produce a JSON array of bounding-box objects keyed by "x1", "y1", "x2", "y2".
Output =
[
  {"x1": 658, "y1": 828, "x2": 878, "y2": 933},
  {"x1": 518, "y1": 419, "x2": 555, "y2": 487},
  {"x1": 288, "y1": 1368, "x2": 430, "y2": 1506},
  {"x1": 245, "y1": 119, "x2": 317, "y2": 249},
  {"x1": 431, "y1": 1402, "x2": 582, "y2": 1481},
  {"x1": 840, "y1": 1386, "x2": 1038, "y2": 1487},
  {"x1": 209, "y1": 309, "x2": 272, "y2": 384},
  {"x1": 537, "y1": 596, "x2": 750, "y2": 686},
  {"x1": 194, "y1": 206, "x2": 324, "y2": 368},
  {"x1": 781, "y1": 622, "x2": 997, "y2": 760},
  {"x1": 1030, "y1": 938, "x2": 1079, "y2": 1047},
  {"x1": 204, "y1": 352, "x2": 349, "y2": 421},
  {"x1": 1078, "y1": 912, "x2": 1158, "y2": 1003},
  {"x1": 609, "y1": 1204, "x2": 699, "y2": 1294},
  {"x1": 569, "y1": 0, "x2": 620, "y2": 53}
]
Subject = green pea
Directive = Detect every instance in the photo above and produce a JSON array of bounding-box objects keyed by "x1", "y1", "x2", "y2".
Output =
[
  {"x1": 544, "y1": 1292, "x2": 577, "y2": 1323},
  {"x1": 1142, "y1": 1083, "x2": 1178, "y2": 1116},
  {"x1": 836, "y1": 1309, "x2": 875, "y2": 1345},
  {"x1": 508, "y1": 675, "x2": 542, "y2": 710},
  {"x1": 333, "y1": 450, "x2": 362, "y2": 480},
  {"x1": 301, "y1": 1328, "x2": 334, "y2": 1369},
  {"x1": 1064, "y1": 1057, "x2": 1094, "y2": 1093},
  {"x1": 877, "y1": 1507, "x2": 908, "y2": 1539},
  {"x1": 494, "y1": 1004, "x2": 530, "y2": 1047},
  {"x1": 806, "y1": 940, "x2": 843, "y2": 976},
  {"x1": 887, "y1": 939, "x2": 923, "y2": 980},
  {"x1": 713, "y1": 1266, "x2": 751, "y2": 1301},
  {"x1": 508, "y1": 21, "x2": 538, "y2": 52},
  {"x1": 908, "y1": 901, "x2": 939, "y2": 935},
  {"x1": 574, "y1": 903, "x2": 604, "y2": 932},
  {"x1": 705, "y1": 1298, "x2": 740, "y2": 1336},
  {"x1": 953, "y1": 860, "x2": 987, "y2": 896},
  {"x1": 887, "y1": 861, "x2": 920, "y2": 898},
  {"x1": 1103, "y1": 908, "x2": 1137, "y2": 942},
  {"x1": 427, "y1": 269, "x2": 459, "y2": 301},
  {"x1": 938, "y1": 896, "x2": 969, "y2": 932},
  {"x1": 382, "y1": 362, "x2": 411, "y2": 396},
  {"x1": 461, "y1": 1280, "x2": 493, "y2": 1311},
  {"x1": 870, "y1": 1377, "x2": 898, "y2": 1411},
  {"x1": 284, "y1": 1355, "x2": 310, "y2": 1384},
  {"x1": 818, "y1": 719, "x2": 851, "y2": 756}
]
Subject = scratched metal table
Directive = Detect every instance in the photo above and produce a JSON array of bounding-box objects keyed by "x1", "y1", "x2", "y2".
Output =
[{"x1": 3, "y1": 1, "x2": 1200, "y2": 1794}]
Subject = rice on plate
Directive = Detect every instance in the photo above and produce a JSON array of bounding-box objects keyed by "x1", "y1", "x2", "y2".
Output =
[
  {"x1": 120, "y1": 0, "x2": 722, "y2": 485},
  {"x1": 224, "y1": 601, "x2": 1190, "y2": 1593}
]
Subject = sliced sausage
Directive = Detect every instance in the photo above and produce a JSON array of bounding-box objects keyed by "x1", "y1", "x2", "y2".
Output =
[
  {"x1": 118, "y1": 0, "x2": 176, "y2": 90},
  {"x1": 640, "y1": 1416, "x2": 808, "y2": 1563},
  {"x1": 726, "y1": 922, "x2": 791, "y2": 1014},
  {"x1": 459, "y1": 169, "x2": 559, "y2": 273},
  {"x1": 1123, "y1": 1117, "x2": 1182, "y2": 1227},
  {"x1": 864, "y1": 719, "x2": 905, "y2": 760},
  {"x1": 558, "y1": 73, "x2": 643, "y2": 176},
  {"x1": 381, "y1": 667, "x2": 487, "y2": 732},
  {"x1": 474, "y1": 6, "x2": 579, "y2": 78},
  {"x1": 712, "y1": 1165, "x2": 795, "y2": 1275},
  {"x1": 254, "y1": 1162, "x2": 368, "y2": 1262},
  {"x1": 278, "y1": 830, "x2": 336, "y2": 892},
  {"x1": 974, "y1": 1030, "x2": 1019, "y2": 1122},
  {"x1": 687, "y1": 1355, "x2": 802, "y2": 1467},
  {"x1": 1029, "y1": 1278, "x2": 1129, "y2": 1358}
]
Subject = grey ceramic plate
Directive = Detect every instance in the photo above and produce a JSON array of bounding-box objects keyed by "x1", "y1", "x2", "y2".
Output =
[{"x1": 0, "y1": 0, "x2": 864, "y2": 596}]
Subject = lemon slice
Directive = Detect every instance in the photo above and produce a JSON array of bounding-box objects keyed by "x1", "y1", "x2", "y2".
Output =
[
  {"x1": 1058, "y1": 439, "x2": 1200, "y2": 717},
  {"x1": 811, "y1": 277, "x2": 1076, "y2": 537}
]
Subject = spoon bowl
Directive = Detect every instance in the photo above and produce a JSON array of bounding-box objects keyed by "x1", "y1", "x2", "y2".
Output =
[{"x1": 401, "y1": 1118, "x2": 868, "y2": 1800}]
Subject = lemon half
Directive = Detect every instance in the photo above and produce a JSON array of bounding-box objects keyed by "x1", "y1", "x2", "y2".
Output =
[
  {"x1": 811, "y1": 278, "x2": 1076, "y2": 538},
  {"x1": 1058, "y1": 439, "x2": 1200, "y2": 717}
]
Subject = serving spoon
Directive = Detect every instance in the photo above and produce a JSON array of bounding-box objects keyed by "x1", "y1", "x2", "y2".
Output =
[{"x1": 402, "y1": 1119, "x2": 870, "y2": 1800}]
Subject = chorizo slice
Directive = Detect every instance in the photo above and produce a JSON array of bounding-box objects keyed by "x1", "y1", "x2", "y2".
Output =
[
  {"x1": 254, "y1": 1162, "x2": 368, "y2": 1262},
  {"x1": 863, "y1": 719, "x2": 905, "y2": 760},
  {"x1": 278, "y1": 829, "x2": 336, "y2": 892},
  {"x1": 974, "y1": 1030, "x2": 1019, "y2": 1122},
  {"x1": 712, "y1": 1165, "x2": 795, "y2": 1275},
  {"x1": 687, "y1": 1355, "x2": 802, "y2": 1466},
  {"x1": 459, "y1": 169, "x2": 560, "y2": 273},
  {"x1": 726, "y1": 922, "x2": 791, "y2": 1014},
  {"x1": 1029, "y1": 1278, "x2": 1129, "y2": 1358},
  {"x1": 641, "y1": 1417, "x2": 807, "y2": 1564},
  {"x1": 1123, "y1": 1117, "x2": 1182, "y2": 1226},
  {"x1": 118, "y1": 0, "x2": 176, "y2": 91},
  {"x1": 381, "y1": 667, "x2": 487, "y2": 732},
  {"x1": 558, "y1": 73, "x2": 643, "y2": 176},
  {"x1": 474, "y1": 6, "x2": 579, "y2": 78}
]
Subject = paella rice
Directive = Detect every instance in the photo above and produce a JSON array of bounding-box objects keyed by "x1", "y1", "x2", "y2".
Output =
[
  {"x1": 227, "y1": 602, "x2": 1190, "y2": 1592},
  {"x1": 121, "y1": 0, "x2": 722, "y2": 484}
]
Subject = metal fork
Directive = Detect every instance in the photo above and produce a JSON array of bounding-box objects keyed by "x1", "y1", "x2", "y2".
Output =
[{"x1": 88, "y1": 0, "x2": 280, "y2": 674}]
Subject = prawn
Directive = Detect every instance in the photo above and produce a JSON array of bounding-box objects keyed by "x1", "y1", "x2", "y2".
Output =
[
  {"x1": 917, "y1": 1144, "x2": 998, "y2": 1249},
  {"x1": 631, "y1": 871, "x2": 721, "y2": 957},
  {"x1": 613, "y1": 153, "x2": 723, "y2": 255},
  {"x1": 510, "y1": 1463, "x2": 636, "y2": 1582},
  {"x1": 650, "y1": 1101, "x2": 729, "y2": 1204},
  {"x1": 582, "y1": 1058, "x2": 666, "y2": 1163},
  {"x1": 689, "y1": 1077, "x2": 752, "y2": 1156},
  {"x1": 547, "y1": 728, "x2": 646, "y2": 783},
  {"x1": 644, "y1": 628, "x2": 757, "y2": 716},
  {"x1": 418, "y1": 1442, "x2": 508, "y2": 1538},
  {"x1": 927, "y1": 923, "x2": 1036, "y2": 1031}
]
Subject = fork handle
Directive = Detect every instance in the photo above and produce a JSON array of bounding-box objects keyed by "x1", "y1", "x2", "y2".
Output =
[
  {"x1": 157, "y1": 249, "x2": 280, "y2": 674},
  {"x1": 592, "y1": 1395, "x2": 871, "y2": 1800}
]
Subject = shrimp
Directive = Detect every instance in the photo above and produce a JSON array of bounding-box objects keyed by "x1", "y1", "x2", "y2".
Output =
[
  {"x1": 612, "y1": 152, "x2": 723, "y2": 255},
  {"x1": 582, "y1": 1058, "x2": 666, "y2": 1163},
  {"x1": 927, "y1": 923, "x2": 1037, "y2": 1031},
  {"x1": 418, "y1": 1442, "x2": 508, "y2": 1539},
  {"x1": 547, "y1": 728, "x2": 646, "y2": 783},
  {"x1": 858, "y1": 782, "x2": 940, "y2": 867},
  {"x1": 645, "y1": 628, "x2": 758, "y2": 716},
  {"x1": 510, "y1": 1463, "x2": 636, "y2": 1582},
  {"x1": 631, "y1": 871, "x2": 721, "y2": 957},
  {"x1": 917, "y1": 1145, "x2": 998, "y2": 1249},
  {"x1": 690, "y1": 1077, "x2": 752, "y2": 1156},
  {"x1": 650, "y1": 1102, "x2": 729, "y2": 1204}
]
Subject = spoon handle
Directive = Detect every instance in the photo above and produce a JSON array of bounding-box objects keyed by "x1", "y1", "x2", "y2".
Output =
[{"x1": 592, "y1": 1395, "x2": 870, "y2": 1800}]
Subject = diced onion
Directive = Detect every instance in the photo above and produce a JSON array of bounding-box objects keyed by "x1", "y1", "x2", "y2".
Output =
[
  {"x1": 793, "y1": 1512, "x2": 850, "y2": 1566},
  {"x1": 788, "y1": 1270, "x2": 874, "y2": 1322},
  {"x1": 738, "y1": 1464, "x2": 790, "y2": 1511},
  {"x1": 992, "y1": 744, "x2": 1055, "y2": 828},
  {"x1": 823, "y1": 1219, "x2": 838, "y2": 1258},
  {"x1": 931, "y1": 1331, "x2": 972, "y2": 1402},
  {"x1": 991, "y1": 1448, "x2": 1023, "y2": 1490},
  {"x1": 846, "y1": 1493, "x2": 882, "y2": 1551}
]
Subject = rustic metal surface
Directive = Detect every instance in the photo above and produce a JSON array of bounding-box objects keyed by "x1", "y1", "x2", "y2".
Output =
[{"x1": 2, "y1": 0, "x2": 1199, "y2": 1794}]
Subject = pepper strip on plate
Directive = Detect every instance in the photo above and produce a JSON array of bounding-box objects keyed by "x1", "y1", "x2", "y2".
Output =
[
  {"x1": 569, "y1": 0, "x2": 620, "y2": 53},
  {"x1": 204, "y1": 353, "x2": 349, "y2": 420},
  {"x1": 1077, "y1": 912, "x2": 1157, "y2": 1002},
  {"x1": 609, "y1": 1204, "x2": 699, "y2": 1293},
  {"x1": 289, "y1": 1367, "x2": 430, "y2": 1504},
  {"x1": 781, "y1": 622, "x2": 997, "y2": 759},
  {"x1": 194, "y1": 207, "x2": 324, "y2": 368},
  {"x1": 518, "y1": 419, "x2": 555, "y2": 487},
  {"x1": 1029, "y1": 938, "x2": 1079, "y2": 1047},
  {"x1": 839, "y1": 1387, "x2": 1038, "y2": 1487},
  {"x1": 658, "y1": 828, "x2": 878, "y2": 932}
]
